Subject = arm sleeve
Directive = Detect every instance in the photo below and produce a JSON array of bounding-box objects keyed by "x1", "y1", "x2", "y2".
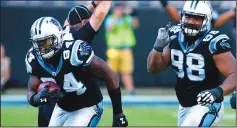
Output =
[
  {"x1": 209, "y1": 34, "x2": 231, "y2": 55},
  {"x1": 72, "y1": 22, "x2": 96, "y2": 44}
]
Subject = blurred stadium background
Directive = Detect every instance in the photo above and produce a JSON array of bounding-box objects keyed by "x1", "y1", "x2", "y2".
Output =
[{"x1": 1, "y1": 1, "x2": 236, "y2": 126}]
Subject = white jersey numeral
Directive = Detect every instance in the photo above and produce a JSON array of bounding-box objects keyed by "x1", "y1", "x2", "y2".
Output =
[
  {"x1": 28, "y1": 52, "x2": 35, "y2": 63},
  {"x1": 171, "y1": 49, "x2": 184, "y2": 78},
  {"x1": 171, "y1": 49, "x2": 205, "y2": 81},
  {"x1": 63, "y1": 72, "x2": 86, "y2": 95}
]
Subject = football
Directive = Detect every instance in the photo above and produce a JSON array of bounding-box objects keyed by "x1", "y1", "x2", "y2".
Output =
[{"x1": 37, "y1": 81, "x2": 61, "y2": 93}]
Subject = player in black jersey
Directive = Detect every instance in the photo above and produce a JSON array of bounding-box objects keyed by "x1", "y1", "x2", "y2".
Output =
[
  {"x1": 147, "y1": 1, "x2": 236, "y2": 126},
  {"x1": 36, "y1": 1, "x2": 107, "y2": 126},
  {"x1": 26, "y1": 4, "x2": 128, "y2": 127}
]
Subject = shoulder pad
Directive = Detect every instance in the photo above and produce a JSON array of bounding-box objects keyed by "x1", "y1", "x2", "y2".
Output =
[
  {"x1": 168, "y1": 25, "x2": 181, "y2": 36},
  {"x1": 207, "y1": 31, "x2": 231, "y2": 55},
  {"x1": 70, "y1": 40, "x2": 94, "y2": 66},
  {"x1": 25, "y1": 48, "x2": 36, "y2": 74}
]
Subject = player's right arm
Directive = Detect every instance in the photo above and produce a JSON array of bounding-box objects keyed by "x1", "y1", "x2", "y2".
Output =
[
  {"x1": 147, "y1": 24, "x2": 177, "y2": 74},
  {"x1": 147, "y1": 46, "x2": 171, "y2": 74},
  {"x1": 25, "y1": 51, "x2": 60, "y2": 107},
  {"x1": 27, "y1": 75, "x2": 41, "y2": 107},
  {"x1": 89, "y1": 1, "x2": 112, "y2": 32}
]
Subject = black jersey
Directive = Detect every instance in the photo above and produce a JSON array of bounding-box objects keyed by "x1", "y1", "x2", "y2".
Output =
[
  {"x1": 168, "y1": 25, "x2": 231, "y2": 107},
  {"x1": 25, "y1": 40, "x2": 103, "y2": 111}
]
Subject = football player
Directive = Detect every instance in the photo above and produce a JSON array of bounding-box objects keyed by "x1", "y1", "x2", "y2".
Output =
[
  {"x1": 36, "y1": 1, "x2": 107, "y2": 126},
  {"x1": 147, "y1": 1, "x2": 236, "y2": 126},
  {"x1": 26, "y1": 16, "x2": 128, "y2": 127},
  {"x1": 26, "y1": 3, "x2": 128, "y2": 128}
]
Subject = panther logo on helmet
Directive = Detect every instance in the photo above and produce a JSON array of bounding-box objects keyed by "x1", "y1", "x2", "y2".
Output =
[{"x1": 29, "y1": 17, "x2": 63, "y2": 59}]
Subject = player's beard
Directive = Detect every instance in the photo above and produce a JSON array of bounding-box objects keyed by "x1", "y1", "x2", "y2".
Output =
[
  {"x1": 44, "y1": 49, "x2": 61, "y2": 67},
  {"x1": 184, "y1": 33, "x2": 202, "y2": 44}
]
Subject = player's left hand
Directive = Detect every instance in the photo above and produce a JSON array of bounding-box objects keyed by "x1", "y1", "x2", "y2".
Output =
[
  {"x1": 197, "y1": 87, "x2": 223, "y2": 106},
  {"x1": 112, "y1": 113, "x2": 128, "y2": 127}
]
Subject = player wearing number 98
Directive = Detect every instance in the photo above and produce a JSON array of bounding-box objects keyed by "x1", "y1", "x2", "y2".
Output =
[
  {"x1": 147, "y1": 1, "x2": 236, "y2": 127},
  {"x1": 25, "y1": 16, "x2": 128, "y2": 126}
]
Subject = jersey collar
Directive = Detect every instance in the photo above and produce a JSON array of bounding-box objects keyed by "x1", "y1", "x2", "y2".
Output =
[
  {"x1": 37, "y1": 55, "x2": 63, "y2": 77},
  {"x1": 178, "y1": 31, "x2": 210, "y2": 53}
]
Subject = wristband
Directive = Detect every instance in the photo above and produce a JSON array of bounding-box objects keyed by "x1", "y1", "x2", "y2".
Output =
[
  {"x1": 160, "y1": 0, "x2": 168, "y2": 8},
  {"x1": 91, "y1": 1, "x2": 97, "y2": 8},
  {"x1": 153, "y1": 46, "x2": 163, "y2": 52},
  {"x1": 215, "y1": 87, "x2": 224, "y2": 97},
  {"x1": 211, "y1": 87, "x2": 224, "y2": 103},
  {"x1": 29, "y1": 93, "x2": 39, "y2": 107}
]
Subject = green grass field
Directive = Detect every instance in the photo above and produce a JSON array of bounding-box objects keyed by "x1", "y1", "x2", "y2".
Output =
[{"x1": 1, "y1": 106, "x2": 235, "y2": 126}]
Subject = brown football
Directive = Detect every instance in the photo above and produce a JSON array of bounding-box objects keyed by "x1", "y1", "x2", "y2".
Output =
[{"x1": 37, "y1": 81, "x2": 61, "y2": 93}]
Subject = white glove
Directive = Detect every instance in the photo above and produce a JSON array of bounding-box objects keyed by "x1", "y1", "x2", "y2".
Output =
[
  {"x1": 197, "y1": 87, "x2": 223, "y2": 106},
  {"x1": 197, "y1": 91, "x2": 215, "y2": 106}
]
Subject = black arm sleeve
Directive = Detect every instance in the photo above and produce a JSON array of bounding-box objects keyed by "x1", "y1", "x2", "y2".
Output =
[
  {"x1": 72, "y1": 22, "x2": 96, "y2": 44},
  {"x1": 108, "y1": 87, "x2": 123, "y2": 115}
]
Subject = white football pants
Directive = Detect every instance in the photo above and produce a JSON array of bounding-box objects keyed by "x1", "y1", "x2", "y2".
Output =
[
  {"x1": 49, "y1": 101, "x2": 103, "y2": 126},
  {"x1": 178, "y1": 102, "x2": 224, "y2": 126}
]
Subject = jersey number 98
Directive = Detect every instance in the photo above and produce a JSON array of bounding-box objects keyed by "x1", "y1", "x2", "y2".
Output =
[{"x1": 171, "y1": 49, "x2": 205, "y2": 81}]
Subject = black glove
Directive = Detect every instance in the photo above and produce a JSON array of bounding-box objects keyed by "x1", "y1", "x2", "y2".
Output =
[
  {"x1": 32, "y1": 84, "x2": 61, "y2": 106},
  {"x1": 112, "y1": 113, "x2": 128, "y2": 127},
  {"x1": 160, "y1": 0, "x2": 168, "y2": 8},
  {"x1": 197, "y1": 87, "x2": 223, "y2": 106}
]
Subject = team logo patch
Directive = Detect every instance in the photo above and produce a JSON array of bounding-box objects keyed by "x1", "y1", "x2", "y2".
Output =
[{"x1": 220, "y1": 41, "x2": 231, "y2": 50}]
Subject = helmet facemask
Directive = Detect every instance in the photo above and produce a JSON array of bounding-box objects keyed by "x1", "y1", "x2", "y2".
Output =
[
  {"x1": 181, "y1": 12, "x2": 209, "y2": 37},
  {"x1": 30, "y1": 17, "x2": 63, "y2": 60},
  {"x1": 30, "y1": 34, "x2": 62, "y2": 59}
]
